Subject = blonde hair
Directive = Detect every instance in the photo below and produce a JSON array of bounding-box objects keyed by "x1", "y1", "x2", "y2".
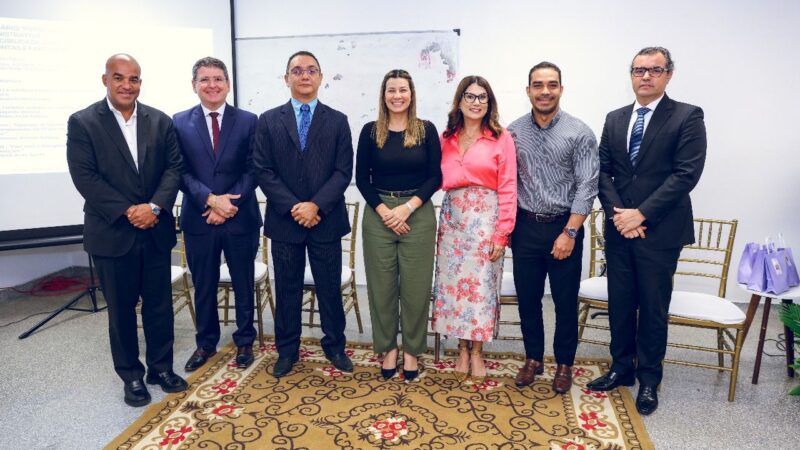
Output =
[{"x1": 373, "y1": 69, "x2": 425, "y2": 148}]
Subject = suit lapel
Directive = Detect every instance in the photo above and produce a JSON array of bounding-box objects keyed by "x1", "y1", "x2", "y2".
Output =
[
  {"x1": 136, "y1": 104, "x2": 149, "y2": 171},
  {"x1": 615, "y1": 105, "x2": 634, "y2": 171},
  {"x1": 279, "y1": 101, "x2": 302, "y2": 152},
  {"x1": 216, "y1": 104, "x2": 237, "y2": 163},
  {"x1": 191, "y1": 106, "x2": 215, "y2": 162},
  {"x1": 304, "y1": 101, "x2": 326, "y2": 153},
  {"x1": 637, "y1": 95, "x2": 674, "y2": 166},
  {"x1": 97, "y1": 100, "x2": 138, "y2": 174}
]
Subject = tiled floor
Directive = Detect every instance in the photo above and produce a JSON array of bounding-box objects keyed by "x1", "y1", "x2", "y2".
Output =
[{"x1": 0, "y1": 268, "x2": 798, "y2": 449}]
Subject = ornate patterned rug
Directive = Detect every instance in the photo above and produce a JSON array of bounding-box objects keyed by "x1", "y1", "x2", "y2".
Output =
[{"x1": 106, "y1": 338, "x2": 652, "y2": 450}]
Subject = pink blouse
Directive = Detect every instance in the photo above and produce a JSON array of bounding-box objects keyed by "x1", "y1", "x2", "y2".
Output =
[{"x1": 440, "y1": 128, "x2": 517, "y2": 246}]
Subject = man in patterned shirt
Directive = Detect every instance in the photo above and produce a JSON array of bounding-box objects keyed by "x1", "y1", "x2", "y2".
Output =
[{"x1": 507, "y1": 61, "x2": 599, "y2": 394}]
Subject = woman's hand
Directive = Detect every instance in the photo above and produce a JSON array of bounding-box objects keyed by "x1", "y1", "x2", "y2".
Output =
[{"x1": 490, "y1": 243, "x2": 505, "y2": 262}]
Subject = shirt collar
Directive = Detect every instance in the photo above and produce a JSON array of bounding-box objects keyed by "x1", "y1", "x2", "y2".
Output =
[
  {"x1": 201, "y1": 102, "x2": 226, "y2": 117},
  {"x1": 529, "y1": 109, "x2": 562, "y2": 130},
  {"x1": 634, "y1": 94, "x2": 665, "y2": 112},
  {"x1": 290, "y1": 97, "x2": 319, "y2": 115},
  {"x1": 106, "y1": 97, "x2": 137, "y2": 122},
  {"x1": 444, "y1": 126, "x2": 498, "y2": 144}
]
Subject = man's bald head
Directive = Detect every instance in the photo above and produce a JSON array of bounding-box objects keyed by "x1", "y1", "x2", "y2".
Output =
[
  {"x1": 102, "y1": 53, "x2": 142, "y2": 119},
  {"x1": 105, "y1": 53, "x2": 141, "y2": 75}
]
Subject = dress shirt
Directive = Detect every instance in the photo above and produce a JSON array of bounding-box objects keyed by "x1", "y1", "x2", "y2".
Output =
[
  {"x1": 440, "y1": 128, "x2": 517, "y2": 245},
  {"x1": 106, "y1": 97, "x2": 138, "y2": 171},
  {"x1": 201, "y1": 102, "x2": 226, "y2": 145},
  {"x1": 625, "y1": 94, "x2": 664, "y2": 149},
  {"x1": 508, "y1": 110, "x2": 599, "y2": 215},
  {"x1": 290, "y1": 97, "x2": 318, "y2": 133}
]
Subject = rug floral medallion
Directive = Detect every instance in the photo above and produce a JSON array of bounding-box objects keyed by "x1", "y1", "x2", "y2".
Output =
[{"x1": 107, "y1": 338, "x2": 652, "y2": 450}]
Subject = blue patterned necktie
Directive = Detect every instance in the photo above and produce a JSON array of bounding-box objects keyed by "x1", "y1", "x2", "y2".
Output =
[
  {"x1": 298, "y1": 103, "x2": 311, "y2": 151},
  {"x1": 628, "y1": 106, "x2": 650, "y2": 166}
]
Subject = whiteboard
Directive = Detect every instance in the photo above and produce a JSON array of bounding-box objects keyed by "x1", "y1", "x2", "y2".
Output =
[{"x1": 235, "y1": 30, "x2": 459, "y2": 145}]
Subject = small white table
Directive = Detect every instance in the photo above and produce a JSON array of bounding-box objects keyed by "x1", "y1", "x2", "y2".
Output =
[{"x1": 738, "y1": 284, "x2": 800, "y2": 383}]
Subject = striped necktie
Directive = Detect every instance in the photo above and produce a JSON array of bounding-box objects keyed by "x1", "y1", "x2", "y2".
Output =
[
  {"x1": 298, "y1": 104, "x2": 311, "y2": 151},
  {"x1": 628, "y1": 107, "x2": 650, "y2": 166}
]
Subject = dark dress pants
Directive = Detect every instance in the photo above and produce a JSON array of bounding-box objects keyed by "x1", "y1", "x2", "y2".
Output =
[
  {"x1": 605, "y1": 238, "x2": 681, "y2": 386},
  {"x1": 185, "y1": 228, "x2": 258, "y2": 352},
  {"x1": 93, "y1": 232, "x2": 174, "y2": 383},
  {"x1": 271, "y1": 239, "x2": 346, "y2": 358},
  {"x1": 511, "y1": 214, "x2": 583, "y2": 365}
]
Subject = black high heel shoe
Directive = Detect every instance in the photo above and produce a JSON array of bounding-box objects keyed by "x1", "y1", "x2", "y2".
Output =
[
  {"x1": 381, "y1": 349, "x2": 398, "y2": 380},
  {"x1": 403, "y1": 353, "x2": 419, "y2": 382}
]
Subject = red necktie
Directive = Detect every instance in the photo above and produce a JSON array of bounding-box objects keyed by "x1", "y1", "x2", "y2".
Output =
[{"x1": 209, "y1": 112, "x2": 220, "y2": 155}]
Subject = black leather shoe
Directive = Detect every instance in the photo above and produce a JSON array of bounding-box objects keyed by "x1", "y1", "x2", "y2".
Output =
[
  {"x1": 586, "y1": 371, "x2": 635, "y2": 391},
  {"x1": 145, "y1": 370, "x2": 189, "y2": 393},
  {"x1": 273, "y1": 354, "x2": 299, "y2": 378},
  {"x1": 381, "y1": 367, "x2": 397, "y2": 380},
  {"x1": 123, "y1": 379, "x2": 151, "y2": 407},
  {"x1": 184, "y1": 348, "x2": 216, "y2": 372},
  {"x1": 636, "y1": 385, "x2": 659, "y2": 415},
  {"x1": 328, "y1": 353, "x2": 354, "y2": 373},
  {"x1": 236, "y1": 346, "x2": 255, "y2": 369}
]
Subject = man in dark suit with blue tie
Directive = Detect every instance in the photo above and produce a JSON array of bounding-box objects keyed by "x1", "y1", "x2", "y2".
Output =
[
  {"x1": 67, "y1": 54, "x2": 188, "y2": 407},
  {"x1": 587, "y1": 47, "x2": 706, "y2": 415},
  {"x1": 252, "y1": 50, "x2": 354, "y2": 377},
  {"x1": 173, "y1": 57, "x2": 261, "y2": 372}
]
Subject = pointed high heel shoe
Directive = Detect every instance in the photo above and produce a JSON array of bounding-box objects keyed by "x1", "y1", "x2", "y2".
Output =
[
  {"x1": 453, "y1": 341, "x2": 470, "y2": 383},
  {"x1": 470, "y1": 349, "x2": 487, "y2": 384}
]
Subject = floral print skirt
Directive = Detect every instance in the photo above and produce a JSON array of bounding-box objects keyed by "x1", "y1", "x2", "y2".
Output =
[{"x1": 432, "y1": 186, "x2": 503, "y2": 342}]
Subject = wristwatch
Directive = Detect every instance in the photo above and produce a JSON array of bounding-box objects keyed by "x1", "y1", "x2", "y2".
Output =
[
  {"x1": 149, "y1": 203, "x2": 162, "y2": 216},
  {"x1": 563, "y1": 227, "x2": 578, "y2": 239}
]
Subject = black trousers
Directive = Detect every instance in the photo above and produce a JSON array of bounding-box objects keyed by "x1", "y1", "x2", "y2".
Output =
[
  {"x1": 271, "y1": 239, "x2": 346, "y2": 358},
  {"x1": 511, "y1": 214, "x2": 583, "y2": 365},
  {"x1": 185, "y1": 228, "x2": 258, "y2": 352},
  {"x1": 605, "y1": 239, "x2": 681, "y2": 385},
  {"x1": 93, "y1": 232, "x2": 174, "y2": 383}
]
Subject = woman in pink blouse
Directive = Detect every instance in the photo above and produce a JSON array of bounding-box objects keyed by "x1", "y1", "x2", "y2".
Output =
[{"x1": 432, "y1": 75, "x2": 517, "y2": 384}]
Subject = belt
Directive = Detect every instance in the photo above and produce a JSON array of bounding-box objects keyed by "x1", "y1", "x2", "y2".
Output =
[
  {"x1": 376, "y1": 188, "x2": 417, "y2": 198},
  {"x1": 518, "y1": 209, "x2": 569, "y2": 223}
]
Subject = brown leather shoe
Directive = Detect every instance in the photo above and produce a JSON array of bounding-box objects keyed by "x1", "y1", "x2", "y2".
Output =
[
  {"x1": 514, "y1": 359, "x2": 544, "y2": 387},
  {"x1": 184, "y1": 348, "x2": 216, "y2": 372},
  {"x1": 552, "y1": 364, "x2": 573, "y2": 394}
]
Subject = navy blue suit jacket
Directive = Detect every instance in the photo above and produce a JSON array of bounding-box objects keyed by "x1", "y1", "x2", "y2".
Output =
[
  {"x1": 598, "y1": 94, "x2": 707, "y2": 249},
  {"x1": 67, "y1": 99, "x2": 182, "y2": 257},
  {"x1": 252, "y1": 100, "x2": 353, "y2": 244},
  {"x1": 173, "y1": 103, "x2": 262, "y2": 235}
]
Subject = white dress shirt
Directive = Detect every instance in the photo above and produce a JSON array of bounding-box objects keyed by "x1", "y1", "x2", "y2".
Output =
[
  {"x1": 107, "y1": 97, "x2": 138, "y2": 170},
  {"x1": 626, "y1": 94, "x2": 665, "y2": 150}
]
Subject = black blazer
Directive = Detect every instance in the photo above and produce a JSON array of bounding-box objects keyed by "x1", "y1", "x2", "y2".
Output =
[
  {"x1": 251, "y1": 100, "x2": 353, "y2": 244},
  {"x1": 173, "y1": 103, "x2": 262, "y2": 235},
  {"x1": 67, "y1": 99, "x2": 183, "y2": 257},
  {"x1": 598, "y1": 94, "x2": 706, "y2": 249}
]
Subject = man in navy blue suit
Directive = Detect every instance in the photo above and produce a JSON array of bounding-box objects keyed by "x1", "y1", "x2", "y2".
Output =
[
  {"x1": 173, "y1": 57, "x2": 261, "y2": 371},
  {"x1": 252, "y1": 51, "x2": 354, "y2": 377}
]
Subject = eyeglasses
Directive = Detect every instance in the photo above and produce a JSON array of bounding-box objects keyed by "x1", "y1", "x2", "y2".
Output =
[
  {"x1": 197, "y1": 76, "x2": 227, "y2": 85},
  {"x1": 289, "y1": 67, "x2": 320, "y2": 77},
  {"x1": 630, "y1": 66, "x2": 669, "y2": 78},
  {"x1": 462, "y1": 92, "x2": 489, "y2": 104}
]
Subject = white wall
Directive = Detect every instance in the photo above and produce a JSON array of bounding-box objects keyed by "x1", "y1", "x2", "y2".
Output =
[
  {"x1": 3, "y1": 0, "x2": 798, "y2": 301},
  {"x1": 236, "y1": 0, "x2": 800, "y2": 302}
]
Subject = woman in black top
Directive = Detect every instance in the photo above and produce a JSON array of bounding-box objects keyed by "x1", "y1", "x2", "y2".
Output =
[{"x1": 355, "y1": 69, "x2": 442, "y2": 381}]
